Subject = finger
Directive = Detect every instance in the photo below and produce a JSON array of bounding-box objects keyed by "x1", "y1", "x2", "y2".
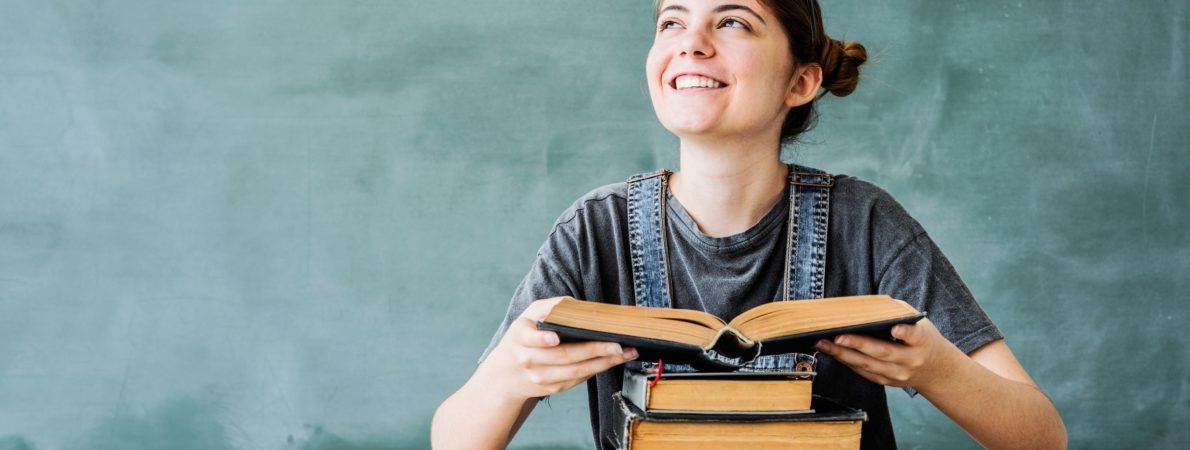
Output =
[
  {"x1": 520, "y1": 296, "x2": 569, "y2": 322},
  {"x1": 531, "y1": 351, "x2": 640, "y2": 385},
  {"x1": 842, "y1": 362, "x2": 894, "y2": 386},
  {"x1": 831, "y1": 334, "x2": 906, "y2": 363},
  {"x1": 815, "y1": 338, "x2": 899, "y2": 377},
  {"x1": 514, "y1": 318, "x2": 561, "y2": 348},
  {"x1": 525, "y1": 340, "x2": 629, "y2": 366}
]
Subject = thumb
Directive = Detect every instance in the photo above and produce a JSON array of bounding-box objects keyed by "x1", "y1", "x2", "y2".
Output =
[
  {"x1": 892, "y1": 319, "x2": 931, "y2": 346},
  {"x1": 520, "y1": 296, "x2": 568, "y2": 322}
]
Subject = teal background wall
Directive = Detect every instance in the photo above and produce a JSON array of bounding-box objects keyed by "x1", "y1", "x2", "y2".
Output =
[{"x1": 1, "y1": 0, "x2": 1187, "y2": 449}]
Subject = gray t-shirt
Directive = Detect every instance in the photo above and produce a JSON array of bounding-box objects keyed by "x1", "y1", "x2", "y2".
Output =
[{"x1": 480, "y1": 173, "x2": 1003, "y2": 449}]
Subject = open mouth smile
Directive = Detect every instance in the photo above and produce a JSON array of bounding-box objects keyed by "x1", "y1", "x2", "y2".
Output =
[{"x1": 668, "y1": 73, "x2": 730, "y2": 91}]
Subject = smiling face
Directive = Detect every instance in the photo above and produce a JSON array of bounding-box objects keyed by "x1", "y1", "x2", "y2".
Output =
[{"x1": 646, "y1": 0, "x2": 805, "y2": 143}]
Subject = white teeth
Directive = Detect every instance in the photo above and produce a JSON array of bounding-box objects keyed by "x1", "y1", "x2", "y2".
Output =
[{"x1": 674, "y1": 75, "x2": 724, "y2": 90}]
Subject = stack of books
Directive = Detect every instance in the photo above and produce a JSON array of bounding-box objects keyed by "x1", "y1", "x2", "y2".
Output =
[
  {"x1": 614, "y1": 366, "x2": 865, "y2": 449},
  {"x1": 535, "y1": 294, "x2": 928, "y2": 449}
]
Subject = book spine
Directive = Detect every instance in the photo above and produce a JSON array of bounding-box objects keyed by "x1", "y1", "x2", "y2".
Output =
[
  {"x1": 621, "y1": 369, "x2": 650, "y2": 411},
  {"x1": 614, "y1": 392, "x2": 642, "y2": 450}
]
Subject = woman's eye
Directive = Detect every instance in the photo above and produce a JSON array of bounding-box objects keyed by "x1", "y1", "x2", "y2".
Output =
[
  {"x1": 657, "y1": 20, "x2": 680, "y2": 31},
  {"x1": 720, "y1": 18, "x2": 748, "y2": 29}
]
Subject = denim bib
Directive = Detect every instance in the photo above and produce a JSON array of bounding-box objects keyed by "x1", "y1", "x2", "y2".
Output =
[{"x1": 624, "y1": 163, "x2": 833, "y2": 373}]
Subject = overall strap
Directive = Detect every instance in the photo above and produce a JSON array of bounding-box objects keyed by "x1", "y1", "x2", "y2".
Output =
[
  {"x1": 626, "y1": 169, "x2": 700, "y2": 373},
  {"x1": 625, "y1": 169, "x2": 674, "y2": 308},
  {"x1": 744, "y1": 164, "x2": 833, "y2": 372},
  {"x1": 784, "y1": 164, "x2": 834, "y2": 301}
]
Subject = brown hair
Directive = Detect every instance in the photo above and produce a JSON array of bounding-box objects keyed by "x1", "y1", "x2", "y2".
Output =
[{"x1": 653, "y1": 0, "x2": 867, "y2": 145}]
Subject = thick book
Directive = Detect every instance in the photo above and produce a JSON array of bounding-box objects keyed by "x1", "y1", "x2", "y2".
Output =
[
  {"x1": 537, "y1": 295, "x2": 926, "y2": 369},
  {"x1": 622, "y1": 368, "x2": 813, "y2": 413},
  {"x1": 616, "y1": 392, "x2": 866, "y2": 450}
]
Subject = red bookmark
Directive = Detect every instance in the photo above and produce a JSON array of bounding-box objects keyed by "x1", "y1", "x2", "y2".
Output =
[{"x1": 649, "y1": 359, "x2": 664, "y2": 388}]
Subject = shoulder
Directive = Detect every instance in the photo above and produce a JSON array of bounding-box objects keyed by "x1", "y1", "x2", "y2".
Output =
[
  {"x1": 827, "y1": 173, "x2": 936, "y2": 280},
  {"x1": 830, "y1": 173, "x2": 928, "y2": 237},
  {"x1": 547, "y1": 181, "x2": 629, "y2": 234},
  {"x1": 529, "y1": 181, "x2": 630, "y2": 289},
  {"x1": 538, "y1": 181, "x2": 629, "y2": 250},
  {"x1": 552, "y1": 182, "x2": 628, "y2": 228}
]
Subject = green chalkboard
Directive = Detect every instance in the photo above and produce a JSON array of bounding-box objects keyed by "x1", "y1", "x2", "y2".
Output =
[{"x1": 1, "y1": 0, "x2": 1186, "y2": 449}]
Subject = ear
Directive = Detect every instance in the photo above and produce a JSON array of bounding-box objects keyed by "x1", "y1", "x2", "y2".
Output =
[{"x1": 785, "y1": 63, "x2": 822, "y2": 108}]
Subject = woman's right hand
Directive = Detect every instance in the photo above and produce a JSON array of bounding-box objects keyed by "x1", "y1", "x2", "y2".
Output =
[
  {"x1": 433, "y1": 296, "x2": 635, "y2": 449},
  {"x1": 480, "y1": 296, "x2": 639, "y2": 401}
]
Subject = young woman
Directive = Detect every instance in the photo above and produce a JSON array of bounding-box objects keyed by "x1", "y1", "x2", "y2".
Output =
[{"x1": 433, "y1": 1, "x2": 1066, "y2": 448}]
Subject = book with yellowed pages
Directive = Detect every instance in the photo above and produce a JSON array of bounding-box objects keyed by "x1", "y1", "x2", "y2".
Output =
[
  {"x1": 615, "y1": 392, "x2": 865, "y2": 450},
  {"x1": 621, "y1": 368, "x2": 814, "y2": 413},
  {"x1": 537, "y1": 295, "x2": 925, "y2": 369}
]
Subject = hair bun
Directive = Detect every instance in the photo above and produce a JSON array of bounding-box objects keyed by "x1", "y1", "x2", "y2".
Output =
[{"x1": 820, "y1": 38, "x2": 867, "y2": 97}]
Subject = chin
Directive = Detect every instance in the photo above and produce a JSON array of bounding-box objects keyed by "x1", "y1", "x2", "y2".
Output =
[{"x1": 659, "y1": 113, "x2": 724, "y2": 137}]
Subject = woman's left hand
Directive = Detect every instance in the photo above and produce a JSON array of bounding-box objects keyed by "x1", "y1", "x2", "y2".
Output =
[{"x1": 813, "y1": 313, "x2": 964, "y2": 390}]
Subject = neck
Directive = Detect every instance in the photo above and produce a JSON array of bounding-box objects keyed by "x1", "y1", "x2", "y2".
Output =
[{"x1": 669, "y1": 137, "x2": 789, "y2": 238}]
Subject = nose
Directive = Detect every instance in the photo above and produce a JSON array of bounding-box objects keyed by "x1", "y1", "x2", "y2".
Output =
[{"x1": 678, "y1": 28, "x2": 714, "y2": 58}]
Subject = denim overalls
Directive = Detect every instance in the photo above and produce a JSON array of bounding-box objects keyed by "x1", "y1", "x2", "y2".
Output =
[{"x1": 623, "y1": 163, "x2": 833, "y2": 373}]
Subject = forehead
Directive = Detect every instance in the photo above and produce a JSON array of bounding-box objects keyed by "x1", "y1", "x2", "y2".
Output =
[
  {"x1": 655, "y1": 0, "x2": 774, "y2": 22},
  {"x1": 657, "y1": 0, "x2": 767, "y2": 12}
]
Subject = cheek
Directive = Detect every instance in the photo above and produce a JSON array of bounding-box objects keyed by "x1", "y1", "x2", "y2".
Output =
[
  {"x1": 645, "y1": 49, "x2": 664, "y2": 85},
  {"x1": 737, "y1": 52, "x2": 794, "y2": 105},
  {"x1": 644, "y1": 48, "x2": 668, "y2": 99}
]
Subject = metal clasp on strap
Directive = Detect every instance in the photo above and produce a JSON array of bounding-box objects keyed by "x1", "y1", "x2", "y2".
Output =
[
  {"x1": 790, "y1": 171, "x2": 834, "y2": 188},
  {"x1": 626, "y1": 170, "x2": 672, "y2": 183}
]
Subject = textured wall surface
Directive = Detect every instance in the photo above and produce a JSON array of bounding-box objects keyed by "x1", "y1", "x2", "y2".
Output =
[{"x1": 0, "y1": 1, "x2": 1187, "y2": 448}]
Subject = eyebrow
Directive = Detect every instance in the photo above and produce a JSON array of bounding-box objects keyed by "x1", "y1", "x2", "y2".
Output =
[{"x1": 659, "y1": 3, "x2": 768, "y2": 25}]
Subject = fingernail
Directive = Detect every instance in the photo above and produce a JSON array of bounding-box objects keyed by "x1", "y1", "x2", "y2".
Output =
[
  {"x1": 544, "y1": 333, "x2": 559, "y2": 345},
  {"x1": 815, "y1": 340, "x2": 829, "y2": 350},
  {"x1": 624, "y1": 348, "x2": 639, "y2": 360},
  {"x1": 835, "y1": 336, "x2": 848, "y2": 346},
  {"x1": 606, "y1": 344, "x2": 623, "y2": 355}
]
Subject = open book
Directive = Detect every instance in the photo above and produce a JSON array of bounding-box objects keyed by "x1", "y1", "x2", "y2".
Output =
[{"x1": 537, "y1": 295, "x2": 925, "y2": 369}]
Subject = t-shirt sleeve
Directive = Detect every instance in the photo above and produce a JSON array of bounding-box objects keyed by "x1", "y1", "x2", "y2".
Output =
[
  {"x1": 879, "y1": 232, "x2": 1004, "y2": 354},
  {"x1": 871, "y1": 192, "x2": 1004, "y2": 397},
  {"x1": 477, "y1": 222, "x2": 585, "y2": 364}
]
